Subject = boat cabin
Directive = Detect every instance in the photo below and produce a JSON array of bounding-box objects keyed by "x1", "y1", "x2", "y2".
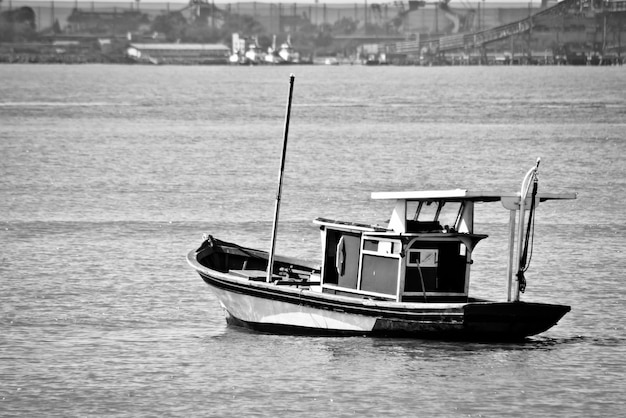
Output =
[
  {"x1": 314, "y1": 190, "x2": 496, "y2": 303},
  {"x1": 314, "y1": 187, "x2": 578, "y2": 303}
]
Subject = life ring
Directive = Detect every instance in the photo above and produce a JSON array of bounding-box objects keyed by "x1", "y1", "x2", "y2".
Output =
[{"x1": 335, "y1": 236, "x2": 346, "y2": 276}]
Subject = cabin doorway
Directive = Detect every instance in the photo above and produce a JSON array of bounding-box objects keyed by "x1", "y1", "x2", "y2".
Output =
[
  {"x1": 323, "y1": 230, "x2": 360, "y2": 289},
  {"x1": 404, "y1": 240, "x2": 468, "y2": 296}
]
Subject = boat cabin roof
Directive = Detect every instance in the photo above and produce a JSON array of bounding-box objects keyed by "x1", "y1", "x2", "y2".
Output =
[
  {"x1": 371, "y1": 189, "x2": 577, "y2": 203},
  {"x1": 369, "y1": 189, "x2": 576, "y2": 235},
  {"x1": 315, "y1": 189, "x2": 576, "y2": 237}
]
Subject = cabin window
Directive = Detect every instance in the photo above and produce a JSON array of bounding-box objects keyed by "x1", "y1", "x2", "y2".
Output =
[
  {"x1": 438, "y1": 202, "x2": 463, "y2": 231},
  {"x1": 363, "y1": 239, "x2": 401, "y2": 255},
  {"x1": 405, "y1": 200, "x2": 464, "y2": 232},
  {"x1": 417, "y1": 201, "x2": 438, "y2": 221},
  {"x1": 407, "y1": 249, "x2": 438, "y2": 267},
  {"x1": 363, "y1": 239, "x2": 378, "y2": 252}
]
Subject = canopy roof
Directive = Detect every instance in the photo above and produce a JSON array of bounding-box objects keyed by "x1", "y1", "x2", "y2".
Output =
[{"x1": 371, "y1": 189, "x2": 577, "y2": 203}]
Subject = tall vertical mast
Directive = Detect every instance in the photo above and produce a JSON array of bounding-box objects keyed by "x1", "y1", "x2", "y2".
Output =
[{"x1": 267, "y1": 74, "x2": 295, "y2": 282}]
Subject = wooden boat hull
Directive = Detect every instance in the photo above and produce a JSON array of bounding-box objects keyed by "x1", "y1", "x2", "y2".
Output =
[{"x1": 188, "y1": 240, "x2": 570, "y2": 341}]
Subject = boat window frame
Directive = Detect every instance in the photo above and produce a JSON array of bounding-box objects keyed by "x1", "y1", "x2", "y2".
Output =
[
  {"x1": 405, "y1": 200, "x2": 465, "y2": 231},
  {"x1": 361, "y1": 237, "x2": 402, "y2": 257},
  {"x1": 358, "y1": 235, "x2": 404, "y2": 300},
  {"x1": 406, "y1": 248, "x2": 439, "y2": 267}
]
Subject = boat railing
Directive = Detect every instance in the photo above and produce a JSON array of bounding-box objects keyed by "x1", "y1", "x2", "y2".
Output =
[
  {"x1": 314, "y1": 217, "x2": 390, "y2": 233},
  {"x1": 274, "y1": 279, "x2": 322, "y2": 287}
]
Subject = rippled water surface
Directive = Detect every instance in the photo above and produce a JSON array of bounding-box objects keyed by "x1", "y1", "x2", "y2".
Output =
[{"x1": 1, "y1": 64, "x2": 626, "y2": 417}]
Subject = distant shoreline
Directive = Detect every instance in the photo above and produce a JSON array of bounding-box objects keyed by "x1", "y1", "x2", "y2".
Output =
[
  {"x1": 0, "y1": 51, "x2": 134, "y2": 64},
  {"x1": 1, "y1": 52, "x2": 623, "y2": 66}
]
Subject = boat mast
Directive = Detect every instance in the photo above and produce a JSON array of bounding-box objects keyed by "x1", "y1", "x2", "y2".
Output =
[
  {"x1": 511, "y1": 158, "x2": 540, "y2": 301},
  {"x1": 266, "y1": 74, "x2": 295, "y2": 283}
]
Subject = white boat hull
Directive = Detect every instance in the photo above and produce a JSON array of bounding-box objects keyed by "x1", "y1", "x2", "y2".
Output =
[
  {"x1": 212, "y1": 286, "x2": 378, "y2": 332},
  {"x1": 188, "y1": 241, "x2": 570, "y2": 340}
]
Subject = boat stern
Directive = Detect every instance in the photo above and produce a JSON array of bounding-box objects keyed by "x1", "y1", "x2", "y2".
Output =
[{"x1": 462, "y1": 301, "x2": 571, "y2": 341}]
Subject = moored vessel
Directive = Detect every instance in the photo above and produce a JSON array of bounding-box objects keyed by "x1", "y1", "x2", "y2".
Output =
[{"x1": 187, "y1": 76, "x2": 576, "y2": 341}]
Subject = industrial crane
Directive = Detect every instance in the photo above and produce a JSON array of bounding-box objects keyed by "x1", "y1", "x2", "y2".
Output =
[{"x1": 369, "y1": 0, "x2": 477, "y2": 35}]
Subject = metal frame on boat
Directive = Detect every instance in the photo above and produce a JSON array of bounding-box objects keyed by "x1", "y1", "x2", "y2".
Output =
[{"x1": 187, "y1": 75, "x2": 577, "y2": 341}]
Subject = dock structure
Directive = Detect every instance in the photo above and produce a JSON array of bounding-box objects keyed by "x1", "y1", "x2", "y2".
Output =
[
  {"x1": 380, "y1": 0, "x2": 626, "y2": 63},
  {"x1": 126, "y1": 43, "x2": 230, "y2": 64}
]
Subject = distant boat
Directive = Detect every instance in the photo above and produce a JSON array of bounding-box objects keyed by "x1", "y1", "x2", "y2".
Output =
[
  {"x1": 265, "y1": 35, "x2": 300, "y2": 65},
  {"x1": 230, "y1": 34, "x2": 266, "y2": 65},
  {"x1": 276, "y1": 36, "x2": 299, "y2": 64},
  {"x1": 243, "y1": 39, "x2": 266, "y2": 65},
  {"x1": 187, "y1": 76, "x2": 577, "y2": 341},
  {"x1": 364, "y1": 53, "x2": 381, "y2": 65}
]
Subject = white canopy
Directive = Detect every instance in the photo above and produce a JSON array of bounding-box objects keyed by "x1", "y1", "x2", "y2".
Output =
[{"x1": 371, "y1": 189, "x2": 577, "y2": 203}]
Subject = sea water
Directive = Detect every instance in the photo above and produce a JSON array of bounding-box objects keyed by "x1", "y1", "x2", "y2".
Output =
[{"x1": 1, "y1": 64, "x2": 625, "y2": 417}]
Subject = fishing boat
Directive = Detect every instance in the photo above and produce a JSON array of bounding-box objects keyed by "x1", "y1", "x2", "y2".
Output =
[{"x1": 187, "y1": 76, "x2": 576, "y2": 341}]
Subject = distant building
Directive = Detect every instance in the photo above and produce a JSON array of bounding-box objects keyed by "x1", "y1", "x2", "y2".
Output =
[
  {"x1": 66, "y1": 9, "x2": 150, "y2": 35},
  {"x1": 126, "y1": 42, "x2": 230, "y2": 64}
]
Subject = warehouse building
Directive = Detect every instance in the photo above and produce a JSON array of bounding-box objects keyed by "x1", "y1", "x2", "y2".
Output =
[{"x1": 127, "y1": 42, "x2": 230, "y2": 64}]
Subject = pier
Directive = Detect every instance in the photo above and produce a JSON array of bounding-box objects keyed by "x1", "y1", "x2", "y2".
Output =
[{"x1": 378, "y1": 0, "x2": 626, "y2": 64}]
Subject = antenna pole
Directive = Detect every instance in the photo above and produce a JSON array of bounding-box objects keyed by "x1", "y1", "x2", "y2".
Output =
[{"x1": 267, "y1": 74, "x2": 295, "y2": 283}]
